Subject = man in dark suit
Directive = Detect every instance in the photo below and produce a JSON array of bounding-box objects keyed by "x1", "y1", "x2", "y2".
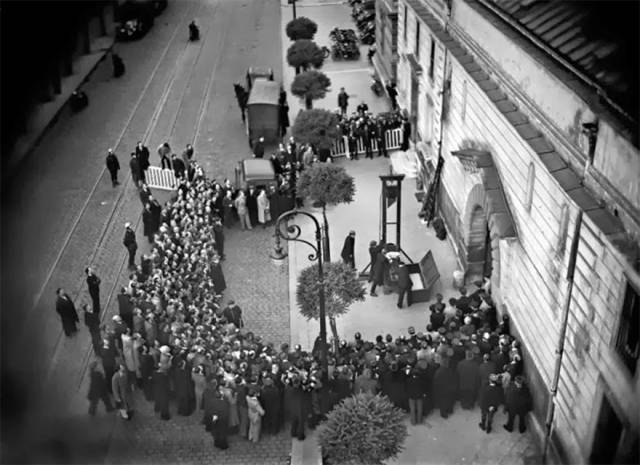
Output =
[
  {"x1": 123, "y1": 222, "x2": 138, "y2": 270},
  {"x1": 129, "y1": 152, "x2": 141, "y2": 186},
  {"x1": 367, "y1": 240, "x2": 381, "y2": 282},
  {"x1": 117, "y1": 287, "x2": 134, "y2": 329},
  {"x1": 253, "y1": 137, "x2": 265, "y2": 158},
  {"x1": 135, "y1": 141, "x2": 150, "y2": 173},
  {"x1": 106, "y1": 149, "x2": 120, "y2": 187},
  {"x1": 337, "y1": 87, "x2": 349, "y2": 116},
  {"x1": 340, "y1": 231, "x2": 356, "y2": 268},
  {"x1": 171, "y1": 154, "x2": 186, "y2": 178},
  {"x1": 370, "y1": 246, "x2": 387, "y2": 296},
  {"x1": 504, "y1": 375, "x2": 533, "y2": 433},
  {"x1": 85, "y1": 267, "x2": 101, "y2": 313},
  {"x1": 401, "y1": 117, "x2": 411, "y2": 151},
  {"x1": 376, "y1": 118, "x2": 388, "y2": 157},
  {"x1": 56, "y1": 288, "x2": 79, "y2": 337},
  {"x1": 397, "y1": 262, "x2": 413, "y2": 308},
  {"x1": 479, "y1": 374, "x2": 504, "y2": 433}
]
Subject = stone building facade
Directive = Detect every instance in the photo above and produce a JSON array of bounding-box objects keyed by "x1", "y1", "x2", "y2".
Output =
[
  {"x1": 396, "y1": 0, "x2": 639, "y2": 463},
  {"x1": 372, "y1": 0, "x2": 398, "y2": 84}
]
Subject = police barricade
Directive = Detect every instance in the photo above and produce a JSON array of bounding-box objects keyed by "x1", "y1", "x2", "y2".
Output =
[
  {"x1": 330, "y1": 127, "x2": 403, "y2": 158},
  {"x1": 145, "y1": 167, "x2": 177, "y2": 190}
]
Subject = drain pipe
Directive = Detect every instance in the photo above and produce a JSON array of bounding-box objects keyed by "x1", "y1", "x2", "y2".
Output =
[{"x1": 542, "y1": 209, "x2": 583, "y2": 464}]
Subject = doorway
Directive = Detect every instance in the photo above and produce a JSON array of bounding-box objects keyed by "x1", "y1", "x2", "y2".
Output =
[
  {"x1": 589, "y1": 394, "x2": 638, "y2": 464},
  {"x1": 466, "y1": 205, "x2": 490, "y2": 283}
]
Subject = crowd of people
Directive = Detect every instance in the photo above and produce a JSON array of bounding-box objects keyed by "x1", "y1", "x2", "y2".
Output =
[
  {"x1": 336, "y1": 88, "x2": 411, "y2": 159},
  {"x1": 50, "y1": 80, "x2": 537, "y2": 450},
  {"x1": 55, "y1": 157, "x2": 535, "y2": 450}
]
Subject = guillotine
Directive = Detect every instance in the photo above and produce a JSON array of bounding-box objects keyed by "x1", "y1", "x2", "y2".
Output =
[{"x1": 360, "y1": 173, "x2": 413, "y2": 279}]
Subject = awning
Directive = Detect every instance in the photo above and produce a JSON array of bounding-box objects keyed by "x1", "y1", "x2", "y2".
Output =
[{"x1": 451, "y1": 149, "x2": 518, "y2": 239}]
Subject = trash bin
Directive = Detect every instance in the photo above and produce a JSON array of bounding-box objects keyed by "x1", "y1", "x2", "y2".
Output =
[{"x1": 453, "y1": 270, "x2": 465, "y2": 290}]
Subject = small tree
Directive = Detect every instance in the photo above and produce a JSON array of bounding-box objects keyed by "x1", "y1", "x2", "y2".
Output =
[
  {"x1": 291, "y1": 70, "x2": 331, "y2": 109},
  {"x1": 319, "y1": 393, "x2": 408, "y2": 465},
  {"x1": 297, "y1": 163, "x2": 356, "y2": 207},
  {"x1": 297, "y1": 261, "x2": 365, "y2": 345},
  {"x1": 285, "y1": 17, "x2": 318, "y2": 41},
  {"x1": 297, "y1": 164, "x2": 356, "y2": 344},
  {"x1": 291, "y1": 109, "x2": 340, "y2": 150},
  {"x1": 287, "y1": 40, "x2": 325, "y2": 75}
]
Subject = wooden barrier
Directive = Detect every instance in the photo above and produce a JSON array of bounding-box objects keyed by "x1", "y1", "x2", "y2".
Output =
[
  {"x1": 330, "y1": 127, "x2": 403, "y2": 158},
  {"x1": 145, "y1": 166, "x2": 177, "y2": 190}
]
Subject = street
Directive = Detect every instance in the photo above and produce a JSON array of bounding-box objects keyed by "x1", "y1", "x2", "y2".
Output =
[{"x1": 1, "y1": 0, "x2": 285, "y2": 462}]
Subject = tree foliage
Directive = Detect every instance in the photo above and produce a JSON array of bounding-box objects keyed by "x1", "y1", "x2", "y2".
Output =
[
  {"x1": 285, "y1": 16, "x2": 318, "y2": 41},
  {"x1": 291, "y1": 109, "x2": 340, "y2": 150},
  {"x1": 287, "y1": 39, "x2": 325, "y2": 71},
  {"x1": 319, "y1": 393, "x2": 408, "y2": 465},
  {"x1": 297, "y1": 163, "x2": 355, "y2": 207},
  {"x1": 296, "y1": 261, "x2": 365, "y2": 321},
  {"x1": 291, "y1": 69, "x2": 330, "y2": 109}
]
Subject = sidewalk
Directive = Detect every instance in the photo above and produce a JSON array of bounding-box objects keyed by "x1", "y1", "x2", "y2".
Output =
[
  {"x1": 6, "y1": 34, "x2": 114, "y2": 177},
  {"x1": 281, "y1": 0, "x2": 390, "y2": 122},
  {"x1": 282, "y1": 3, "x2": 541, "y2": 465}
]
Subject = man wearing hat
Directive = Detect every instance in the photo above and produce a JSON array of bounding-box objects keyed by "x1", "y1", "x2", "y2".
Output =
[
  {"x1": 456, "y1": 351, "x2": 480, "y2": 409},
  {"x1": 479, "y1": 373, "x2": 503, "y2": 433},
  {"x1": 340, "y1": 231, "x2": 356, "y2": 268},
  {"x1": 433, "y1": 353, "x2": 457, "y2": 418},
  {"x1": 260, "y1": 376, "x2": 281, "y2": 435},
  {"x1": 396, "y1": 261, "x2": 413, "y2": 309},
  {"x1": 106, "y1": 148, "x2": 120, "y2": 187},
  {"x1": 504, "y1": 375, "x2": 533, "y2": 433},
  {"x1": 123, "y1": 223, "x2": 138, "y2": 270},
  {"x1": 407, "y1": 363, "x2": 427, "y2": 424}
]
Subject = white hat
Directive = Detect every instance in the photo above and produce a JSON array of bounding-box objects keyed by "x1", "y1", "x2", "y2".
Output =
[
  {"x1": 160, "y1": 345, "x2": 171, "y2": 354},
  {"x1": 125, "y1": 222, "x2": 131, "y2": 228},
  {"x1": 112, "y1": 315, "x2": 122, "y2": 322}
]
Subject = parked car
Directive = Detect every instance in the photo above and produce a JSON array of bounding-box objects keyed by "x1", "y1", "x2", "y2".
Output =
[
  {"x1": 235, "y1": 159, "x2": 278, "y2": 191},
  {"x1": 115, "y1": 0, "x2": 157, "y2": 41}
]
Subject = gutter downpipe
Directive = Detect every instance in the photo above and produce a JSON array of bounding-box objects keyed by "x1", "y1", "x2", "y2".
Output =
[
  {"x1": 474, "y1": 0, "x2": 635, "y2": 127},
  {"x1": 542, "y1": 210, "x2": 583, "y2": 464}
]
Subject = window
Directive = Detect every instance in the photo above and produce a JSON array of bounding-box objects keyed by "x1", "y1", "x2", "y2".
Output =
[
  {"x1": 461, "y1": 80, "x2": 467, "y2": 122},
  {"x1": 616, "y1": 282, "x2": 639, "y2": 375},
  {"x1": 415, "y1": 21, "x2": 420, "y2": 59},
  {"x1": 525, "y1": 163, "x2": 535, "y2": 212},
  {"x1": 556, "y1": 204, "x2": 569, "y2": 257},
  {"x1": 403, "y1": 6, "x2": 408, "y2": 44},
  {"x1": 428, "y1": 38, "x2": 436, "y2": 80}
]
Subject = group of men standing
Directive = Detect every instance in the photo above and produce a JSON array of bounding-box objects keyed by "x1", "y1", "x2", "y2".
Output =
[
  {"x1": 336, "y1": 88, "x2": 409, "y2": 160},
  {"x1": 104, "y1": 140, "x2": 196, "y2": 189}
]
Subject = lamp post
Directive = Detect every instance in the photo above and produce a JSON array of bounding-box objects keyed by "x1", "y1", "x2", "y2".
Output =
[
  {"x1": 288, "y1": 0, "x2": 297, "y2": 19},
  {"x1": 270, "y1": 209, "x2": 328, "y2": 382}
]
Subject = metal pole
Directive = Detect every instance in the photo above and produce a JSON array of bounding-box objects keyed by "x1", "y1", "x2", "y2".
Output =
[
  {"x1": 542, "y1": 210, "x2": 583, "y2": 464},
  {"x1": 322, "y1": 208, "x2": 331, "y2": 262},
  {"x1": 396, "y1": 178, "x2": 402, "y2": 248},
  {"x1": 292, "y1": 0, "x2": 297, "y2": 19},
  {"x1": 316, "y1": 226, "x2": 329, "y2": 384}
]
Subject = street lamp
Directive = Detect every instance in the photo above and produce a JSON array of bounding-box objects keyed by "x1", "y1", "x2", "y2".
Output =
[
  {"x1": 288, "y1": 0, "x2": 297, "y2": 19},
  {"x1": 270, "y1": 209, "x2": 329, "y2": 383}
]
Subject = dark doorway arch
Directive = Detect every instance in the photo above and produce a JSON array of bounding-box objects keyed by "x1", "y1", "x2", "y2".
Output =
[{"x1": 463, "y1": 183, "x2": 501, "y2": 288}]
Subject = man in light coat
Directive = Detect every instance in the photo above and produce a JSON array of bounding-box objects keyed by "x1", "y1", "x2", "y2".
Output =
[{"x1": 112, "y1": 364, "x2": 134, "y2": 420}]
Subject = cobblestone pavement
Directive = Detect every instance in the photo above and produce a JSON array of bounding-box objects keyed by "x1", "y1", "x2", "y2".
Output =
[
  {"x1": 1, "y1": 0, "x2": 288, "y2": 463},
  {"x1": 104, "y1": 226, "x2": 290, "y2": 465}
]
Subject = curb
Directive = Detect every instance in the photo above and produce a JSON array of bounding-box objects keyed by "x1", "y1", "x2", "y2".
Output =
[{"x1": 4, "y1": 38, "x2": 115, "y2": 182}]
